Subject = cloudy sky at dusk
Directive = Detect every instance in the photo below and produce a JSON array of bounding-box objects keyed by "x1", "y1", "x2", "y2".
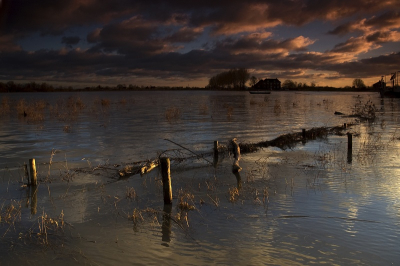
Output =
[{"x1": 1, "y1": 0, "x2": 400, "y2": 88}]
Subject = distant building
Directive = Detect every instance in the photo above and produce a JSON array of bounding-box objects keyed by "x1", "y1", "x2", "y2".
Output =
[
  {"x1": 253, "y1": 78, "x2": 281, "y2": 90},
  {"x1": 373, "y1": 80, "x2": 385, "y2": 90}
]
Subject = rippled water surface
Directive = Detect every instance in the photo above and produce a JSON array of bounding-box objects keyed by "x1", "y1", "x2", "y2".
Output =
[{"x1": 1, "y1": 91, "x2": 399, "y2": 265}]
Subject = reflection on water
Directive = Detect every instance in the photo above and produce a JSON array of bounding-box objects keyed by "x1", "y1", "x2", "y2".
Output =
[
  {"x1": 162, "y1": 204, "x2": 172, "y2": 245},
  {"x1": 1, "y1": 91, "x2": 400, "y2": 265}
]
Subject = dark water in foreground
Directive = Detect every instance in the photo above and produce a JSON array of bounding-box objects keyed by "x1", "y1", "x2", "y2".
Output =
[{"x1": 0, "y1": 91, "x2": 399, "y2": 265}]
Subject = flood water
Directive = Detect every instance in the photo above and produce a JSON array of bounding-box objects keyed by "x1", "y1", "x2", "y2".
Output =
[{"x1": 0, "y1": 91, "x2": 399, "y2": 265}]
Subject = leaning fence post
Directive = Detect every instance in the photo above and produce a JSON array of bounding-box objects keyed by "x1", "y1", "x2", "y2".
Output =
[
  {"x1": 29, "y1": 158, "x2": 37, "y2": 186},
  {"x1": 160, "y1": 157, "x2": 172, "y2": 204}
]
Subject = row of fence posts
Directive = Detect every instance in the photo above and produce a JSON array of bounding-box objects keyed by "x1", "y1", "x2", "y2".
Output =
[
  {"x1": 25, "y1": 125, "x2": 353, "y2": 207},
  {"x1": 160, "y1": 126, "x2": 353, "y2": 204},
  {"x1": 22, "y1": 127, "x2": 352, "y2": 244}
]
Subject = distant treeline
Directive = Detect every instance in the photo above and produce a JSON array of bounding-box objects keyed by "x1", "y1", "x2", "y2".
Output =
[
  {"x1": 0, "y1": 80, "x2": 378, "y2": 93},
  {"x1": 207, "y1": 68, "x2": 250, "y2": 90},
  {"x1": 0, "y1": 81, "x2": 206, "y2": 92}
]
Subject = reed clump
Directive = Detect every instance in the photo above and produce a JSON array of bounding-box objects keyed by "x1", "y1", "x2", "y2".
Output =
[
  {"x1": 165, "y1": 106, "x2": 181, "y2": 122},
  {"x1": 273, "y1": 99, "x2": 282, "y2": 114},
  {"x1": 228, "y1": 187, "x2": 240, "y2": 202},
  {"x1": 0, "y1": 200, "x2": 22, "y2": 226},
  {"x1": 131, "y1": 208, "x2": 144, "y2": 228},
  {"x1": 177, "y1": 189, "x2": 196, "y2": 211},
  {"x1": 67, "y1": 96, "x2": 85, "y2": 111},
  {"x1": 352, "y1": 100, "x2": 377, "y2": 120},
  {"x1": 16, "y1": 99, "x2": 47, "y2": 122},
  {"x1": 101, "y1": 99, "x2": 111, "y2": 107},
  {"x1": 198, "y1": 103, "x2": 209, "y2": 115},
  {"x1": 126, "y1": 187, "x2": 137, "y2": 201},
  {"x1": 32, "y1": 211, "x2": 66, "y2": 245},
  {"x1": 0, "y1": 96, "x2": 11, "y2": 115}
]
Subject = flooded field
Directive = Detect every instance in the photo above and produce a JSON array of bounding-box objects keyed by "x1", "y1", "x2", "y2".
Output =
[{"x1": 1, "y1": 91, "x2": 400, "y2": 265}]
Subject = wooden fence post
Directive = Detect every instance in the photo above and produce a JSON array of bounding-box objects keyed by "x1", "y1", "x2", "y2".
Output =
[
  {"x1": 347, "y1": 133, "x2": 352, "y2": 163},
  {"x1": 302, "y1": 129, "x2": 306, "y2": 139},
  {"x1": 214, "y1": 141, "x2": 219, "y2": 158},
  {"x1": 29, "y1": 158, "x2": 37, "y2": 186},
  {"x1": 160, "y1": 157, "x2": 172, "y2": 204},
  {"x1": 213, "y1": 140, "x2": 219, "y2": 167}
]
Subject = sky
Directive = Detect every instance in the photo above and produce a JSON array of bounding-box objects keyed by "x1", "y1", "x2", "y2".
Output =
[{"x1": 1, "y1": 0, "x2": 400, "y2": 88}]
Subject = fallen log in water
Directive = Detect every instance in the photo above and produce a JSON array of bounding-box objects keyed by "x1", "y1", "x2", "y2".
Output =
[
  {"x1": 115, "y1": 123, "x2": 354, "y2": 179},
  {"x1": 240, "y1": 123, "x2": 355, "y2": 152}
]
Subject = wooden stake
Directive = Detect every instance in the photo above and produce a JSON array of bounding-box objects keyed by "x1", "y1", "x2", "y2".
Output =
[
  {"x1": 347, "y1": 133, "x2": 352, "y2": 163},
  {"x1": 214, "y1": 141, "x2": 219, "y2": 158},
  {"x1": 29, "y1": 158, "x2": 37, "y2": 186},
  {"x1": 160, "y1": 157, "x2": 172, "y2": 204}
]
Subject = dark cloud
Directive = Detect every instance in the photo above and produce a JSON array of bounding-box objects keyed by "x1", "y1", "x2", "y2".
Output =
[
  {"x1": 328, "y1": 11, "x2": 400, "y2": 36},
  {"x1": 1, "y1": 41, "x2": 396, "y2": 84},
  {"x1": 330, "y1": 37, "x2": 375, "y2": 54},
  {"x1": 164, "y1": 27, "x2": 203, "y2": 43},
  {"x1": 213, "y1": 34, "x2": 314, "y2": 54},
  {"x1": 323, "y1": 52, "x2": 400, "y2": 78},
  {"x1": 1, "y1": 0, "x2": 397, "y2": 36},
  {"x1": 366, "y1": 31, "x2": 391, "y2": 43},
  {"x1": 328, "y1": 22, "x2": 358, "y2": 36},
  {"x1": 364, "y1": 11, "x2": 400, "y2": 28},
  {"x1": 61, "y1": 36, "x2": 81, "y2": 48},
  {"x1": 86, "y1": 16, "x2": 176, "y2": 55}
]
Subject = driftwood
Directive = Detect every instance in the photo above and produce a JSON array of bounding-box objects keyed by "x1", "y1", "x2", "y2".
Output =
[
  {"x1": 118, "y1": 159, "x2": 159, "y2": 178},
  {"x1": 140, "y1": 160, "x2": 159, "y2": 175}
]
